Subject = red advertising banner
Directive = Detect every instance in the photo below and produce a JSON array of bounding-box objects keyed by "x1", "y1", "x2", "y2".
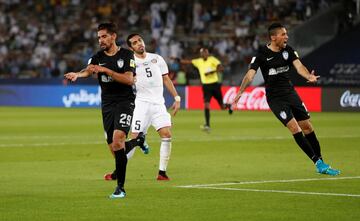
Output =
[{"x1": 186, "y1": 86, "x2": 322, "y2": 112}]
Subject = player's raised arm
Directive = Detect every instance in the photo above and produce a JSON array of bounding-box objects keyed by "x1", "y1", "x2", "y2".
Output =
[{"x1": 233, "y1": 69, "x2": 257, "y2": 105}]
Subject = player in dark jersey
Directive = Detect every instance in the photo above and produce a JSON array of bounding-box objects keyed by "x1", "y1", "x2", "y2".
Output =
[
  {"x1": 64, "y1": 22, "x2": 144, "y2": 198},
  {"x1": 233, "y1": 23, "x2": 340, "y2": 176}
]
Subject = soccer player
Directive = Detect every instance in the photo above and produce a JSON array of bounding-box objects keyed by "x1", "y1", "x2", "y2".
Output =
[
  {"x1": 233, "y1": 23, "x2": 340, "y2": 176},
  {"x1": 64, "y1": 22, "x2": 142, "y2": 198},
  {"x1": 175, "y1": 47, "x2": 232, "y2": 132},
  {"x1": 126, "y1": 33, "x2": 181, "y2": 180}
]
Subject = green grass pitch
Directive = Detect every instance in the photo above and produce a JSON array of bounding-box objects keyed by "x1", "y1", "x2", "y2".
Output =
[{"x1": 0, "y1": 107, "x2": 359, "y2": 221}]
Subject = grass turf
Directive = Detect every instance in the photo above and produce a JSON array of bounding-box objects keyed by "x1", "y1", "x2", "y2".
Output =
[{"x1": 0, "y1": 107, "x2": 359, "y2": 221}]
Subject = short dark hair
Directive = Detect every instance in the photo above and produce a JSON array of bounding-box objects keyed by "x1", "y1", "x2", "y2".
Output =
[
  {"x1": 126, "y1": 33, "x2": 141, "y2": 47},
  {"x1": 97, "y1": 22, "x2": 117, "y2": 35},
  {"x1": 268, "y1": 23, "x2": 285, "y2": 38}
]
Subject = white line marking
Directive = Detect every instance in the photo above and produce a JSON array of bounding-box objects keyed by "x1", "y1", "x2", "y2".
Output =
[
  {"x1": 194, "y1": 187, "x2": 360, "y2": 198},
  {"x1": 177, "y1": 176, "x2": 360, "y2": 188},
  {"x1": 0, "y1": 134, "x2": 359, "y2": 148},
  {"x1": 177, "y1": 176, "x2": 360, "y2": 198}
]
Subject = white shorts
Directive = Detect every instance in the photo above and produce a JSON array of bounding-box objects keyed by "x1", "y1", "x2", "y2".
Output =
[{"x1": 131, "y1": 100, "x2": 171, "y2": 133}]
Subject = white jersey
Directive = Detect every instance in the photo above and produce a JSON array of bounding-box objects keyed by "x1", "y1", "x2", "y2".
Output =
[{"x1": 134, "y1": 52, "x2": 168, "y2": 104}]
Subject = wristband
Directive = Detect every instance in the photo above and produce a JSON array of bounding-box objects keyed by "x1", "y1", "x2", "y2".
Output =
[{"x1": 174, "y1": 95, "x2": 181, "y2": 102}]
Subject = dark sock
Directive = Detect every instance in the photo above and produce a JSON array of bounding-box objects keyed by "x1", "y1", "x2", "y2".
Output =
[
  {"x1": 125, "y1": 139, "x2": 138, "y2": 154},
  {"x1": 159, "y1": 170, "x2": 166, "y2": 176},
  {"x1": 114, "y1": 148, "x2": 127, "y2": 188},
  {"x1": 293, "y1": 132, "x2": 318, "y2": 163},
  {"x1": 111, "y1": 169, "x2": 117, "y2": 180},
  {"x1": 305, "y1": 131, "x2": 322, "y2": 160},
  {"x1": 205, "y1": 108, "x2": 210, "y2": 126}
]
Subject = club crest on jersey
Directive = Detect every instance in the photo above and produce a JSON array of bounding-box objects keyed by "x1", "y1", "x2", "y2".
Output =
[
  {"x1": 282, "y1": 51, "x2": 289, "y2": 60},
  {"x1": 280, "y1": 111, "x2": 287, "y2": 120},
  {"x1": 151, "y1": 59, "x2": 157, "y2": 63},
  {"x1": 117, "y1": 59, "x2": 124, "y2": 68}
]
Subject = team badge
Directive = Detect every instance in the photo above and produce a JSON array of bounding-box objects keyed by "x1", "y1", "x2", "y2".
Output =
[
  {"x1": 151, "y1": 59, "x2": 157, "y2": 63},
  {"x1": 282, "y1": 51, "x2": 289, "y2": 60},
  {"x1": 130, "y1": 59, "x2": 135, "y2": 68},
  {"x1": 117, "y1": 59, "x2": 124, "y2": 68},
  {"x1": 280, "y1": 111, "x2": 287, "y2": 120}
]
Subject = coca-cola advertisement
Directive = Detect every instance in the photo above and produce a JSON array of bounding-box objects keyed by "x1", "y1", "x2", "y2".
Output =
[
  {"x1": 186, "y1": 86, "x2": 322, "y2": 112},
  {"x1": 322, "y1": 88, "x2": 360, "y2": 112}
]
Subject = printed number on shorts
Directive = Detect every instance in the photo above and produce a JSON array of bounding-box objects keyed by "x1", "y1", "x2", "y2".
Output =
[
  {"x1": 134, "y1": 120, "x2": 141, "y2": 130},
  {"x1": 119, "y1": 113, "x2": 132, "y2": 126},
  {"x1": 145, "y1": 67, "x2": 152, "y2": 77}
]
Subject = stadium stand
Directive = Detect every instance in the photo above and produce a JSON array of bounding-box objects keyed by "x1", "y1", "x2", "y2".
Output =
[{"x1": 0, "y1": 0, "x2": 358, "y2": 86}]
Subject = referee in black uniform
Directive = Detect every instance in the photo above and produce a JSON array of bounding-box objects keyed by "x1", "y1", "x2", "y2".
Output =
[
  {"x1": 233, "y1": 23, "x2": 340, "y2": 176},
  {"x1": 65, "y1": 22, "x2": 142, "y2": 198}
]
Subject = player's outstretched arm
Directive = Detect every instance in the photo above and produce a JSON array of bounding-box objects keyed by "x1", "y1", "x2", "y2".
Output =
[
  {"x1": 163, "y1": 74, "x2": 180, "y2": 116},
  {"x1": 233, "y1": 69, "x2": 257, "y2": 105},
  {"x1": 88, "y1": 64, "x2": 134, "y2": 85},
  {"x1": 64, "y1": 68, "x2": 92, "y2": 82},
  {"x1": 293, "y1": 59, "x2": 319, "y2": 83}
]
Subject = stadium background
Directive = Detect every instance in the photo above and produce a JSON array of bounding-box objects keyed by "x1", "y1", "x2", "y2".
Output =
[{"x1": 0, "y1": 0, "x2": 359, "y2": 111}]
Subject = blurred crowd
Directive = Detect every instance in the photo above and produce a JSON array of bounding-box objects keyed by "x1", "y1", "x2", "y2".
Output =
[{"x1": 0, "y1": 0, "x2": 338, "y2": 83}]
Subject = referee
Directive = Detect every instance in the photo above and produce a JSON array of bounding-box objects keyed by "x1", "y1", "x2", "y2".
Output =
[
  {"x1": 233, "y1": 23, "x2": 340, "y2": 176},
  {"x1": 65, "y1": 22, "x2": 143, "y2": 198},
  {"x1": 177, "y1": 47, "x2": 232, "y2": 132}
]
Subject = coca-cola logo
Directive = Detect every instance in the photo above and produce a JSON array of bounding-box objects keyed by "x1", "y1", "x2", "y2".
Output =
[
  {"x1": 223, "y1": 87, "x2": 269, "y2": 110},
  {"x1": 340, "y1": 90, "x2": 360, "y2": 107}
]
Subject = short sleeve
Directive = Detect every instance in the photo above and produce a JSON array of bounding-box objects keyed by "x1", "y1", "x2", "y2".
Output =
[
  {"x1": 157, "y1": 55, "x2": 169, "y2": 75},
  {"x1": 88, "y1": 53, "x2": 98, "y2": 65},
  {"x1": 123, "y1": 50, "x2": 136, "y2": 73},
  {"x1": 249, "y1": 54, "x2": 261, "y2": 71},
  {"x1": 210, "y1": 56, "x2": 221, "y2": 66},
  {"x1": 191, "y1": 58, "x2": 199, "y2": 68},
  {"x1": 287, "y1": 46, "x2": 299, "y2": 63}
]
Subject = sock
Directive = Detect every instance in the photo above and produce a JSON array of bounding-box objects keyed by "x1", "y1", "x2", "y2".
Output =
[
  {"x1": 125, "y1": 137, "x2": 142, "y2": 154},
  {"x1": 126, "y1": 148, "x2": 136, "y2": 159},
  {"x1": 305, "y1": 131, "x2": 322, "y2": 160},
  {"x1": 114, "y1": 148, "x2": 127, "y2": 188},
  {"x1": 159, "y1": 138, "x2": 172, "y2": 172},
  {"x1": 205, "y1": 108, "x2": 210, "y2": 127},
  {"x1": 293, "y1": 132, "x2": 318, "y2": 163}
]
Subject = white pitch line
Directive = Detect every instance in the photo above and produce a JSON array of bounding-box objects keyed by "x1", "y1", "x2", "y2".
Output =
[
  {"x1": 177, "y1": 176, "x2": 360, "y2": 188},
  {"x1": 1, "y1": 134, "x2": 359, "y2": 148},
  {"x1": 193, "y1": 186, "x2": 360, "y2": 198}
]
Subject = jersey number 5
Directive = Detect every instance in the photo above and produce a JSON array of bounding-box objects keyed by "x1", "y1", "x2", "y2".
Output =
[{"x1": 145, "y1": 67, "x2": 152, "y2": 77}]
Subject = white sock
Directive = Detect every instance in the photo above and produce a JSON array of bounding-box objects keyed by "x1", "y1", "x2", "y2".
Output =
[{"x1": 159, "y1": 138, "x2": 171, "y2": 171}]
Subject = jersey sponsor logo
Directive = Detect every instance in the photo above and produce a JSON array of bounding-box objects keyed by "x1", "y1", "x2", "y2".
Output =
[
  {"x1": 282, "y1": 51, "x2": 289, "y2": 60},
  {"x1": 151, "y1": 59, "x2": 157, "y2": 63},
  {"x1": 130, "y1": 59, "x2": 135, "y2": 68},
  {"x1": 268, "y1": 66, "x2": 289, "y2": 76},
  {"x1": 101, "y1": 75, "x2": 113, "y2": 82},
  {"x1": 269, "y1": 68, "x2": 277, "y2": 75},
  {"x1": 117, "y1": 59, "x2": 124, "y2": 68},
  {"x1": 266, "y1": 57, "x2": 274, "y2": 61},
  {"x1": 280, "y1": 111, "x2": 287, "y2": 120}
]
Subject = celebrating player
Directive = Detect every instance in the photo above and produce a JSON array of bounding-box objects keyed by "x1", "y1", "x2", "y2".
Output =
[{"x1": 233, "y1": 23, "x2": 340, "y2": 176}]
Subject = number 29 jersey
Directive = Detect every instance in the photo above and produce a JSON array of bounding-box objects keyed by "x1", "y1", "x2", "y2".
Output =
[{"x1": 134, "y1": 53, "x2": 168, "y2": 104}]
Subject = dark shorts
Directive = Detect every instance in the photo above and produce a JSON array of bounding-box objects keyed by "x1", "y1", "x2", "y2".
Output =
[
  {"x1": 202, "y1": 82, "x2": 223, "y2": 106},
  {"x1": 102, "y1": 101, "x2": 135, "y2": 144},
  {"x1": 267, "y1": 91, "x2": 310, "y2": 126}
]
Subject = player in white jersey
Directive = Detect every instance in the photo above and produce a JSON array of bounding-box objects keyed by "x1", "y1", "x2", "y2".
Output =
[{"x1": 126, "y1": 33, "x2": 181, "y2": 181}]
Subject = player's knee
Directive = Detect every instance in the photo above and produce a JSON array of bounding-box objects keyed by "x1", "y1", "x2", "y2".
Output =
[{"x1": 159, "y1": 128, "x2": 171, "y2": 138}]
